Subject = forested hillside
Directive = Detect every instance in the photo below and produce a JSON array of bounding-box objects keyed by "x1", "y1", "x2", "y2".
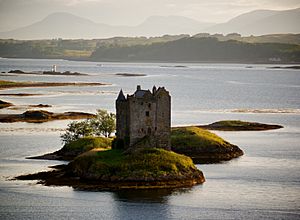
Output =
[{"x1": 1, "y1": 34, "x2": 299, "y2": 63}]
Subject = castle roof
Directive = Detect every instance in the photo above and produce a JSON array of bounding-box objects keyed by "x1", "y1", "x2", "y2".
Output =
[
  {"x1": 154, "y1": 86, "x2": 168, "y2": 96},
  {"x1": 134, "y1": 89, "x2": 151, "y2": 98},
  {"x1": 117, "y1": 86, "x2": 169, "y2": 101},
  {"x1": 117, "y1": 89, "x2": 126, "y2": 101}
]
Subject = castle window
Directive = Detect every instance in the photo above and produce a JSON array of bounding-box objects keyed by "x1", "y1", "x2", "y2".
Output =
[
  {"x1": 146, "y1": 111, "x2": 149, "y2": 117},
  {"x1": 148, "y1": 103, "x2": 151, "y2": 108},
  {"x1": 155, "y1": 127, "x2": 157, "y2": 131},
  {"x1": 141, "y1": 102, "x2": 143, "y2": 105}
]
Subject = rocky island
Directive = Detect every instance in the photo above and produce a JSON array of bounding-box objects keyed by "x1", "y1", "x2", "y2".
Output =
[
  {"x1": 0, "y1": 99, "x2": 13, "y2": 109},
  {"x1": 0, "y1": 110, "x2": 95, "y2": 123},
  {"x1": 0, "y1": 80, "x2": 108, "y2": 90},
  {"x1": 8, "y1": 69, "x2": 88, "y2": 76},
  {"x1": 171, "y1": 126, "x2": 243, "y2": 163},
  {"x1": 30, "y1": 125, "x2": 244, "y2": 164},
  {"x1": 15, "y1": 86, "x2": 283, "y2": 190},
  {"x1": 16, "y1": 86, "x2": 207, "y2": 190},
  {"x1": 115, "y1": 73, "x2": 147, "y2": 77},
  {"x1": 18, "y1": 147, "x2": 205, "y2": 190},
  {"x1": 198, "y1": 120, "x2": 283, "y2": 131},
  {"x1": 269, "y1": 66, "x2": 300, "y2": 70}
]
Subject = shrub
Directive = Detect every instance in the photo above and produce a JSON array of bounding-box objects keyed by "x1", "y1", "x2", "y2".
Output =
[{"x1": 60, "y1": 109, "x2": 116, "y2": 144}]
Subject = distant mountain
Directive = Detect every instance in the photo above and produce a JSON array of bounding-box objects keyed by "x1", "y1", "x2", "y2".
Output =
[
  {"x1": 0, "y1": 13, "x2": 212, "y2": 40},
  {"x1": 0, "y1": 12, "x2": 118, "y2": 39},
  {"x1": 0, "y1": 8, "x2": 299, "y2": 40},
  {"x1": 205, "y1": 8, "x2": 300, "y2": 35}
]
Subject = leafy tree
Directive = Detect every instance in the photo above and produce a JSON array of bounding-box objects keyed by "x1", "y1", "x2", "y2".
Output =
[
  {"x1": 60, "y1": 109, "x2": 116, "y2": 144},
  {"x1": 90, "y1": 109, "x2": 116, "y2": 137},
  {"x1": 60, "y1": 120, "x2": 94, "y2": 144}
]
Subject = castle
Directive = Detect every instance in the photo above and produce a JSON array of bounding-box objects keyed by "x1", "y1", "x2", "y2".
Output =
[{"x1": 115, "y1": 85, "x2": 171, "y2": 150}]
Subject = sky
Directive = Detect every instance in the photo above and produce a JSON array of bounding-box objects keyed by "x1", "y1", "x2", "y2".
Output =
[{"x1": 0, "y1": 0, "x2": 300, "y2": 32}]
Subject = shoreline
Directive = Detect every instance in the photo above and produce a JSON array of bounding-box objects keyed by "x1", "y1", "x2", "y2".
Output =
[
  {"x1": 0, "y1": 110, "x2": 95, "y2": 123},
  {"x1": 197, "y1": 120, "x2": 283, "y2": 131},
  {"x1": 0, "y1": 80, "x2": 110, "y2": 90},
  {"x1": 7, "y1": 70, "x2": 88, "y2": 76},
  {"x1": 15, "y1": 164, "x2": 205, "y2": 190},
  {"x1": 1, "y1": 57, "x2": 300, "y2": 65}
]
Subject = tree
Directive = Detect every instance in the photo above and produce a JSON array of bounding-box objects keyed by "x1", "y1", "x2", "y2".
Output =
[
  {"x1": 90, "y1": 109, "x2": 116, "y2": 137},
  {"x1": 60, "y1": 109, "x2": 116, "y2": 144},
  {"x1": 60, "y1": 120, "x2": 94, "y2": 144}
]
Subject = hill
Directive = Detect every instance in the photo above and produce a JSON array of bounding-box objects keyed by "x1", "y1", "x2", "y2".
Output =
[
  {"x1": 205, "y1": 8, "x2": 300, "y2": 35},
  {"x1": 90, "y1": 37, "x2": 300, "y2": 63},
  {"x1": 0, "y1": 8, "x2": 299, "y2": 39},
  {"x1": 1, "y1": 35, "x2": 299, "y2": 63},
  {"x1": 0, "y1": 13, "x2": 210, "y2": 40}
]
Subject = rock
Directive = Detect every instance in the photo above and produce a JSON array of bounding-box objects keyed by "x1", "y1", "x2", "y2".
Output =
[
  {"x1": 0, "y1": 100, "x2": 13, "y2": 109},
  {"x1": 22, "y1": 110, "x2": 53, "y2": 120},
  {"x1": 115, "y1": 73, "x2": 147, "y2": 77},
  {"x1": 29, "y1": 104, "x2": 52, "y2": 108},
  {"x1": 8, "y1": 70, "x2": 25, "y2": 73}
]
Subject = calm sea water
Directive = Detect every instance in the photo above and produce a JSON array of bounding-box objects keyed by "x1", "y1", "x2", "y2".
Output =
[{"x1": 0, "y1": 58, "x2": 299, "y2": 219}]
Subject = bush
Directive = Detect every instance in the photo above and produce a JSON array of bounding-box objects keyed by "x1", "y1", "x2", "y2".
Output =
[
  {"x1": 90, "y1": 109, "x2": 116, "y2": 137},
  {"x1": 60, "y1": 109, "x2": 115, "y2": 144}
]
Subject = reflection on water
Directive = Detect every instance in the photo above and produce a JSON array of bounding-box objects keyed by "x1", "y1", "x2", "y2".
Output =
[{"x1": 113, "y1": 188, "x2": 191, "y2": 203}]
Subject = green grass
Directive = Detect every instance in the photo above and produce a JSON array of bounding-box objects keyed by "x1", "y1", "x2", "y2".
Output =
[
  {"x1": 171, "y1": 126, "x2": 230, "y2": 151},
  {"x1": 63, "y1": 49, "x2": 92, "y2": 58},
  {"x1": 71, "y1": 148, "x2": 197, "y2": 180},
  {"x1": 61, "y1": 136, "x2": 112, "y2": 154},
  {"x1": 0, "y1": 80, "x2": 20, "y2": 86},
  {"x1": 203, "y1": 120, "x2": 282, "y2": 131},
  {"x1": 209, "y1": 120, "x2": 253, "y2": 127}
]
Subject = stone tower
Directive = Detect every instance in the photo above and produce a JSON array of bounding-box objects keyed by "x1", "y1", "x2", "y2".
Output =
[{"x1": 115, "y1": 85, "x2": 171, "y2": 150}]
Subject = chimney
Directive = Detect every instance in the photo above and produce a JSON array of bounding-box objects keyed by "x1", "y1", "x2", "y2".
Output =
[
  {"x1": 152, "y1": 85, "x2": 157, "y2": 94},
  {"x1": 137, "y1": 85, "x2": 141, "y2": 91}
]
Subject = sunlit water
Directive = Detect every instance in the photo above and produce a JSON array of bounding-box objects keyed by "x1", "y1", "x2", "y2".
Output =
[{"x1": 0, "y1": 58, "x2": 299, "y2": 219}]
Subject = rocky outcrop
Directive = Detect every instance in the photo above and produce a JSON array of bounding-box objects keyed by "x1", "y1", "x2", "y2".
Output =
[
  {"x1": 0, "y1": 100, "x2": 13, "y2": 109},
  {"x1": 8, "y1": 70, "x2": 87, "y2": 75},
  {"x1": 198, "y1": 120, "x2": 283, "y2": 131},
  {"x1": 17, "y1": 148, "x2": 205, "y2": 190},
  {"x1": 171, "y1": 126, "x2": 244, "y2": 163},
  {"x1": 0, "y1": 110, "x2": 95, "y2": 123},
  {"x1": 0, "y1": 80, "x2": 108, "y2": 90}
]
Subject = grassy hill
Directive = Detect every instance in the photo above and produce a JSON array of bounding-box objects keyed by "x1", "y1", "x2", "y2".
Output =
[
  {"x1": 1, "y1": 34, "x2": 299, "y2": 63},
  {"x1": 90, "y1": 37, "x2": 300, "y2": 63}
]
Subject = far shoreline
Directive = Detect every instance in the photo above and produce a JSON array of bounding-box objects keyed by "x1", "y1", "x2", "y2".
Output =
[
  {"x1": 1, "y1": 57, "x2": 300, "y2": 65},
  {"x1": 0, "y1": 80, "x2": 110, "y2": 90}
]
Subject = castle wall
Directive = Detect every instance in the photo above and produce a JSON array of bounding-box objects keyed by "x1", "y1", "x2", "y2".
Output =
[
  {"x1": 154, "y1": 90, "x2": 171, "y2": 149},
  {"x1": 116, "y1": 86, "x2": 171, "y2": 150},
  {"x1": 128, "y1": 97, "x2": 157, "y2": 147},
  {"x1": 116, "y1": 100, "x2": 128, "y2": 140}
]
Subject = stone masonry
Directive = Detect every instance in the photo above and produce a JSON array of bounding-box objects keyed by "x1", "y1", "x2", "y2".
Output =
[{"x1": 116, "y1": 85, "x2": 171, "y2": 150}]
